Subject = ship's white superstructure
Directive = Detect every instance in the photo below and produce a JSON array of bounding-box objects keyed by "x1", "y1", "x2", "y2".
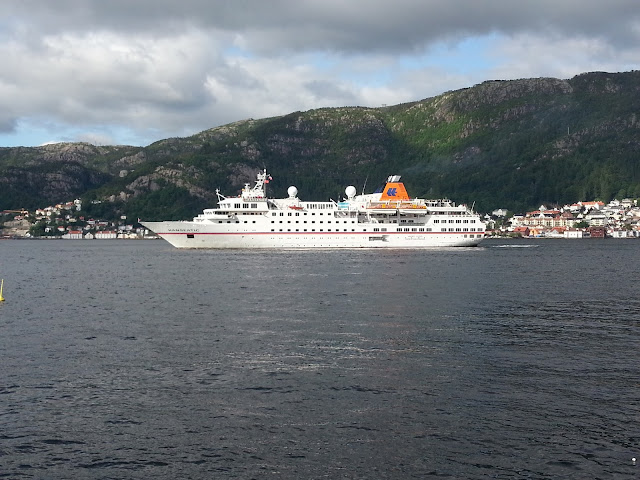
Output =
[{"x1": 141, "y1": 170, "x2": 485, "y2": 248}]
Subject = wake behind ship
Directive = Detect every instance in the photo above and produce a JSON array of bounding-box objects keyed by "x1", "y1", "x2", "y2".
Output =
[{"x1": 141, "y1": 170, "x2": 485, "y2": 248}]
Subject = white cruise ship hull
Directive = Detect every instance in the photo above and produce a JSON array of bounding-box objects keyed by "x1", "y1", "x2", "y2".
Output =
[{"x1": 141, "y1": 221, "x2": 484, "y2": 249}]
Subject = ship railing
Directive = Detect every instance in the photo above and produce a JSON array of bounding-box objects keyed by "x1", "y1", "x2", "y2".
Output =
[{"x1": 366, "y1": 201, "x2": 427, "y2": 210}]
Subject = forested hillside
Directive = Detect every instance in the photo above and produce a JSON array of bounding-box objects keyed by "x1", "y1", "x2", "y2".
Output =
[{"x1": 1, "y1": 70, "x2": 639, "y2": 219}]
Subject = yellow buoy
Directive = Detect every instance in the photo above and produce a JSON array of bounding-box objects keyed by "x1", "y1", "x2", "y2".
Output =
[{"x1": 0, "y1": 278, "x2": 5, "y2": 302}]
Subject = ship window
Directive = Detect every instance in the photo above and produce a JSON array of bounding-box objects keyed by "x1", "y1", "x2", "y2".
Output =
[
  {"x1": 295, "y1": 213, "x2": 300, "y2": 216},
  {"x1": 271, "y1": 229, "x2": 274, "y2": 232},
  {"x1": 280, "y1": 213, "x2": 284, "y2": 216},
  {"x1": 251, "y1": 204, "x2": 257, "y2": 208},
  {"x1": 234, "y1": 203, "x2": 240, "y2": 208},
  {"x1": 272, "y1": 213, "x2": 276, "y2": 216},
  {"x1": 243, "y1": 203, "x2": 248, "y2": 208},
  {"x1": 381, "y1": 228, "x2": 387, "y2": 232},
  {"x1": 187, "y1": 234, "x2": 194, "y2": 239}
]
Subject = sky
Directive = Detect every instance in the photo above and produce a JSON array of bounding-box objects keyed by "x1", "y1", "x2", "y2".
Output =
[{"x1": 1, "y1": 0, "x2": 639, "y2": 148}]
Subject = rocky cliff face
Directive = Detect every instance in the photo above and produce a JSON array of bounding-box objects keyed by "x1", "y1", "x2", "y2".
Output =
[
  {"x1": 1, "y1": 143, "x2": 140, "y2": 169},
  {"x1": 0, "y1": 162, "x2": 111, "y2": 208}
]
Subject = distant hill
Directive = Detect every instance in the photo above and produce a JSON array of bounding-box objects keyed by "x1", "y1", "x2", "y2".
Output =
[{"x1": 1, "y1": 70, "x2": 639, "y2": 220}]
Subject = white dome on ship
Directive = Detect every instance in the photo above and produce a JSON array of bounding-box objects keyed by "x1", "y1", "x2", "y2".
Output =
[
  {"x1": 345, "y1": 185, "x2": 357, "y2": 199},
  {"x1": 287, "y1": 186, "x2": 298, "y2": 198}
]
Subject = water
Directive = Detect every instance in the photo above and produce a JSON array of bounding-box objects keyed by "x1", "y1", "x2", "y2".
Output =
[{"x1": 1, "y1": 239, "x2": 639, "y2": 479}]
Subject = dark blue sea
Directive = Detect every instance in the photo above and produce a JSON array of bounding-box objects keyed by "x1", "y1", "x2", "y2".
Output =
[{"x1": 1, "y1": 238, "x2": 639, "y2": 479}]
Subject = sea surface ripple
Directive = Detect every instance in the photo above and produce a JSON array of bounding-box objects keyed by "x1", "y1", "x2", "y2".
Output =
[{"x1": 1, "y1": 238, "x2": 639, "y2": 479}]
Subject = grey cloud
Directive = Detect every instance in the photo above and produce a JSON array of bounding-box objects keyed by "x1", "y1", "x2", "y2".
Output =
[
  {"x1": 0, "y1": 116, "x2": 18, "y2": 133},
  {"x1": 4, "y1": 0, "x2": 639, "y2": 52},
  {"x1": 304, "y1": 80, "x2": 359, "y2": 104},
  {"x1": 1, "y1": 0, "x2": 638, "y2": 146}
]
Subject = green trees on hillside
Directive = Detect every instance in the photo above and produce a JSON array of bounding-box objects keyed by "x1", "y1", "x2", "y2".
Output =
[{"x1": 125, "y1": 185, "x2": 205, "y2": 221}]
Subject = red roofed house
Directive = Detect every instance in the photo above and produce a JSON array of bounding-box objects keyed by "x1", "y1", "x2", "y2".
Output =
[
  {"x1": 512, "y1": 226, "x2": 530, "y2": 237},
  {"x1": 62, "y1": 230, "x2": 83, "y2": 239}
]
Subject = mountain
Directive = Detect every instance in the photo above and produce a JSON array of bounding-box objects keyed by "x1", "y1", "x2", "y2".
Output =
[{"x1": 1, "y1": 70, "x2": 639, "y2": 219}]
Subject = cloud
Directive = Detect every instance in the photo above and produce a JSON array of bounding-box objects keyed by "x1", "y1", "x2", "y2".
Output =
[
  {"x1": 7, "y1": 0, "x2": 639, "y2": 51},
  {"x1": 0, "y1": 0, "x2": 639, "y2": 146}
]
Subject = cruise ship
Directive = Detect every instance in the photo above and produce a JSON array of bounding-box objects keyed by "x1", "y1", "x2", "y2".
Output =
[{"x1": 141, "y1": 170, "x2": 485, "y2": 248}]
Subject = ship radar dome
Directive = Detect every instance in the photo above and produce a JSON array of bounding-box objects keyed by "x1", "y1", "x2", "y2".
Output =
[
  {"x1": 287, "y1": 186, "x2": 298, "y2": 198},
  {"x1": 345, "y1": 185, "x2": 357, "y2": 199}
]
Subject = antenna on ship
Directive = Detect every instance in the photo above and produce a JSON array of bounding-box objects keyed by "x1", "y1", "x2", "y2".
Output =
[{"x1": 362, "y1": 175, "x2": 369, "y2": 195}]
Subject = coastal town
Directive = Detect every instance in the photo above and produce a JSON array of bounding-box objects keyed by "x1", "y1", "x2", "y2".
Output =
[
  {"x1": 0, "y1": 199, "x2": 154, "y2": 240},
  {"x1": 1, "y1": 196, "x2": 640, "y2": 240},
  {"x1": 486, "y1": 198, "x2": 640, "y2": 238}
]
